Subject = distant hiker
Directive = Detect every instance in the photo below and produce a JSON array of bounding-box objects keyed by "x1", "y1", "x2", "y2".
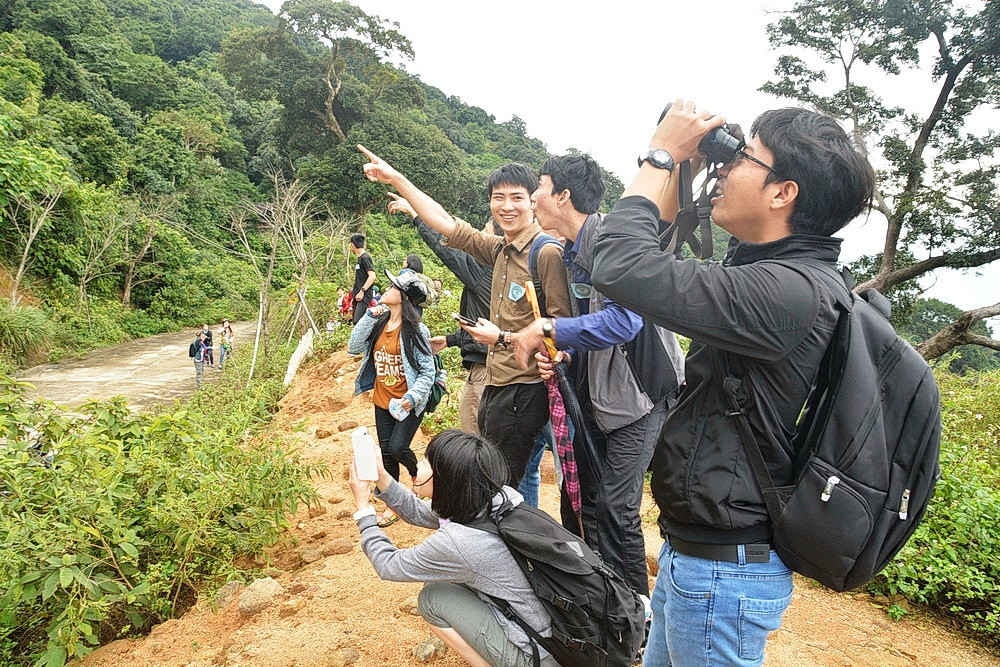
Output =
[
  {"x1": 402, "y1": 253, "x2": 424, "y2": 275},
  {"x1": 349, "y1": 429, "x2": 557, "y2": 666},
  {"x1": 325, "y1": 315, "x2": 337, "y2": 335},
  {"x1": 218, "y1": 319, "x2": 234, "y2": 369},
  {"x1": 350, "y1": 234, "x2": 377, "y2": 324},
  {"x1": 201, "y1": 323, "x2": 215, "y2": 368},
  {"x1": 190, "y1": 331, "x2": 208, "y2": 388},
  {"x1": 348, "y1": 269, "x2": 436, "y2": 527}
]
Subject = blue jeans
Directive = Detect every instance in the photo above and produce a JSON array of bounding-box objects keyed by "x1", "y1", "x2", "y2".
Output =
[
  {"x1": 517, "y1": 420, "x2": 567, "y2": 508},
  {"x1": 644, "y1": 541, "x2": 793, "y2": 667}
]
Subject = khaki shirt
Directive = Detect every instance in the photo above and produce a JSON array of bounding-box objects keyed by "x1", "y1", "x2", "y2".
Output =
[{"x1": 445, "y1": 218, "x2": 571, "y2": 386}]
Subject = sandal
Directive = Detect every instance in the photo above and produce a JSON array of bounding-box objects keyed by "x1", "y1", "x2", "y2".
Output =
[{"x1": 377, "y1": 512, "x2": 399, "y2": 528}]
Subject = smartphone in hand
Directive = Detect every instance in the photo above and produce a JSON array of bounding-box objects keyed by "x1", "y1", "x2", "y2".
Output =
[
  {"x1": 452, "y1": 312, "x2": 477, "y2": 327},
  {"x1": 352, "y1": 427, "x2": 379, "y2": 481}
]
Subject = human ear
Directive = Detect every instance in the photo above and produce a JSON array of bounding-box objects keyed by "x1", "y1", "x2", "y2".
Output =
[{"x1": 771, "y1": 179, "x2": 798, "y2": 213}]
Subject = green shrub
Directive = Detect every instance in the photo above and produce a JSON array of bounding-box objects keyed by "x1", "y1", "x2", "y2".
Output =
[
  {"x1": 0, "y1": 339, "x2": 319, "y2": 666},
  {"x1": 871, "y1": 368, "x2": 1000, "y2": 648},
  {"x1": 0, "y1": 304, "x2": 56, "y2": 364}
]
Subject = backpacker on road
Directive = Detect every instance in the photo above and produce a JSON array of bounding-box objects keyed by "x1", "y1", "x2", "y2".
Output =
[
  {"x1": 473, "y1": 499, "x2": 645, "y2": 667},
  {"x1": 723, "y1": 266, "x2": 941, "y2": 592}
]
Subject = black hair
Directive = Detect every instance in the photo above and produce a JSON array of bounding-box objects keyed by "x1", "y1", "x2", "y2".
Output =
[
  {"x1": 540, "y1": 154, "x2": 606, "y2": 214},
  {"x1": 486, "y1": 163, "x2": 537, "y2": 198},
  {"x1": 404, "y1": 253, "x2": 423, "y2": 274},
  {"x1": 350, "y1": 233, "x2": 366, "y2": 249},
  {"x1": 367, "y1": 287, "x2": 430, "y2": 369},
  {"x1": 751, "y1": 108, "x2": 875, "y2": 236},
  {"x1": 425, "y1": 429, "x2": 509, "y2": 524}
]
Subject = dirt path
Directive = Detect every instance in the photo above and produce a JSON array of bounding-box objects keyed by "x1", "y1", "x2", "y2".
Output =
[
  {"x1": 15, "y1": 322, "x2": 255, "y2": 411},
  {"x1": 78, "y1": 350, "x2": 998, "y2": 667}
]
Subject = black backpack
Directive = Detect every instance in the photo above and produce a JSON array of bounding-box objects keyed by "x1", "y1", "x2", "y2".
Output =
[
  {"x1": 188, "y1": 339, "x2": 199, "y2": 358},
  {"x1": 723, "y1": 266, "x2": 941, "y2": 591},
  {"x1": 423, "y1": 354, "x2": 447, "y2": 414},
  {"x1": 473, "y1": 500, "x2": 645, "y2": 667}
]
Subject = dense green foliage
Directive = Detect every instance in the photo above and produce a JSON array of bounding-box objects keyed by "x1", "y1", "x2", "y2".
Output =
[
  {"x1": 872, "y1": 368, "x2": 1000, "y2": 646},
  {"x1": 0, "y1": 0, "x2": 621, "y2": 370},
  {"x1": 0, "y1": 340, "x2": 319, "y2": 666}
]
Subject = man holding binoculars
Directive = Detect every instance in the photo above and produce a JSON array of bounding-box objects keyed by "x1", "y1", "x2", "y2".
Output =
[{"x1": 592, "y1": 100, "x2": 874, "y2": 666}]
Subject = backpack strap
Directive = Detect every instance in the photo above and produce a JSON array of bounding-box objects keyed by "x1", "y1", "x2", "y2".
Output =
[
  {"x1": 466, "y1": 505, "x2": 545, "y2": 667},
  {"x1": 719, "y1": 358, "x2": 786, "y2": 523},
  {"x1": 527, "y1": 233, "x2": 562, "y2": 317}
]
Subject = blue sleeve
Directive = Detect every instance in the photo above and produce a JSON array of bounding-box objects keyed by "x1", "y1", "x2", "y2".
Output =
[
  {"x1": 348, "y1": 311, "x2": 380, "y2": 354},
  {"x1": 403, "y1": 324, "x2": 437, "y2": 408},
  {"x1": 553, "y1": 299, "x2": 644, "y2": 351}
]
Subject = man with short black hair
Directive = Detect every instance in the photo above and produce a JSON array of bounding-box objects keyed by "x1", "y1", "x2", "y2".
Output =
[
  {"x1": 359, "y1": 145, "x2": 572, "y2": 487},
  {"x1": 350, "y1": 233, "x2": 376, "y2": 324},
  {"x1": 591, "y1": 101, "x2": 875, "y2": 666},
  {"x1": 511, "y1": 153, "x2": 684, "y2": 597}
]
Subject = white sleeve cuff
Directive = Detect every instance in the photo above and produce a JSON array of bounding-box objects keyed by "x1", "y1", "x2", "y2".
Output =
[{"x1": 352, "y1": 505, "x2": 376, "y2": 521}]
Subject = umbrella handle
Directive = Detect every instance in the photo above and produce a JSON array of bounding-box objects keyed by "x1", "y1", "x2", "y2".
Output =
[{"x1": 524, "y1": 282, "x2": 559, "y2": 359}]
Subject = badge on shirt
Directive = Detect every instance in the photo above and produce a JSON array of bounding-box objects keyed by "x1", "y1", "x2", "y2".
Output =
[{"x1": 508, "y1": 282, "x2": 525, "y2": 302}]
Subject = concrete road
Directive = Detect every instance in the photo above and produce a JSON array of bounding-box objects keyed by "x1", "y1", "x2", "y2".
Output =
[{"x1": 16, "y1": 321, "x2": 256, "y2": 412}]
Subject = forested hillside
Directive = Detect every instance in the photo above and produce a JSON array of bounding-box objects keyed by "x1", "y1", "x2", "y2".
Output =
[{"x1": 0, "y1": 0, "x2": 622, "y2": 371}]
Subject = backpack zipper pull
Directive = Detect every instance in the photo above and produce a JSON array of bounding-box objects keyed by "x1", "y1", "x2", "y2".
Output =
[
  {"x1": 898, "y1": 488, "x2": 910, "y2": 520},
  {"x1": 820, "y1": 476, "x2": 840, "y2": 502}
]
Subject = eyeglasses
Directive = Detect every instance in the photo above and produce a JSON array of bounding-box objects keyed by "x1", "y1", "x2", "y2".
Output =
[
  {"x1": 731, "y1": 150, "x2": 780, "y2": 178},
  {"x1": 569, "y1": 282, "x2": 594, "y2": 300}
]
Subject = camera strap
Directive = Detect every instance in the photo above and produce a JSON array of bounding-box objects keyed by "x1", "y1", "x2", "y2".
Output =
[{"x1": 661, "y1": 161, "x2": 715, "y2": 260}]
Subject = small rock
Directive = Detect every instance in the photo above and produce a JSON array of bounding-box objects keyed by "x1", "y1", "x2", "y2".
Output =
[
  {"x1": 412, "y1": 637, "x2": 448, "y2": 663},
  {"x1": 327, "y1": 496, "x2": 345, "y2": 505},
  {"x1": 213, "y1": 581, "x2": 244, "y2": 607},
  {"x1": 646, "y1": 553, "x2": 659, "y2": 577},
  {"x1": 308, "y1": 503, "x2": 328, "y2": 518},
  {"x1": 337, "y1": 420, "x2": 359, "y2": 432},
  {"x1": 399, "y1": 597, "x2": 419, "y2": 615},
  {"x1": 325, "y1": 647, "x2": 360, "y2": 666},
  {"x1": 278, "y1": 599, "x2": 304, "y2": 618},
  {"x1": 336, "y1": 509, "x2": 353, "y2": 520},
  {"x1": 325, "y1": 538, "x2": 353, "y2": 556},
  {"x1": 287, "y1": 583, "x2": 308, "y2": 595},
  {"x1": 238, "y1": 577, "x2": 284, "y2": 616},
  {"x1": 315, "y1": 429, "x2": 333, "y2": 439},
  {"x1": 311, "y1": 530, "x2": 328, "y2": 540},
  {"x1": 300, "y1": 546, "x2": 326, "y2": 563}
]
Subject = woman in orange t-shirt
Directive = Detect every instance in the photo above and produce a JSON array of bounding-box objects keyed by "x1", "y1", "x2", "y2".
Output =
[{"x1": 349, "y1": 270, "x2": 436, "y2": 525}]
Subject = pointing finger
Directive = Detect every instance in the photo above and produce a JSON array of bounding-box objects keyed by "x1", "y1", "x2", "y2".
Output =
[{"x1": 356, "y1": 144, "x2": 378, "y2": 161}]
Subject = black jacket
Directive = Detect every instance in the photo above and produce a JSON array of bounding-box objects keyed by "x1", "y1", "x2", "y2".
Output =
[
  {"x1": 413, "y1": 217, "x2": 492, "y2": 369},
  {"x1": 592, "y1": 196, "x2": 841, "y2": 544}
]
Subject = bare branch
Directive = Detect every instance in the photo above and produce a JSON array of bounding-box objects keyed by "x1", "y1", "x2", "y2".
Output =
[{"x1": 917, "y1": 302, "x2": 1000, "y2": 360}]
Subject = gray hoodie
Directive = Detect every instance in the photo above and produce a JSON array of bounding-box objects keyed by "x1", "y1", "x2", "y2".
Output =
[{"x1": 357, "y1": 483, "x2": 551, "y2": 654}]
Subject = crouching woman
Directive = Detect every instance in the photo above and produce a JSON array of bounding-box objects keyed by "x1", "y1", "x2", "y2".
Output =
[{"x1": 349, "y1": 430, "x2": 557, "y2": 666}]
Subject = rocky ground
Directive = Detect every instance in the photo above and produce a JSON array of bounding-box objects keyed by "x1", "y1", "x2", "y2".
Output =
[{"x1": 63, "y1": 348, "x2": 997, "y2": 666}]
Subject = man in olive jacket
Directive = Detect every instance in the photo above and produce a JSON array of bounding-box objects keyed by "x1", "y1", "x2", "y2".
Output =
[{"x1": 591, "y1": 102, "x2": 874, "y2": 666}]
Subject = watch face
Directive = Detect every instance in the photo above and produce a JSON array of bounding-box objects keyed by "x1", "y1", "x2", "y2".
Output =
[{"x1": 650, "y1": 149, "x2": 673, "y2": 168}]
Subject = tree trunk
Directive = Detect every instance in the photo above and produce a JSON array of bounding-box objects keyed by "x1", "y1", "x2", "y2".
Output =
[{"x1": 321, "y1": 52, "x2": 346, "y2": 141}]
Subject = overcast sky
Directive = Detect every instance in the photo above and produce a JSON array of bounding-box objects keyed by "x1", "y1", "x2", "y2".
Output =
[{"x1": 257, "y1": 0, "x2": 996, "y2": 314}]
